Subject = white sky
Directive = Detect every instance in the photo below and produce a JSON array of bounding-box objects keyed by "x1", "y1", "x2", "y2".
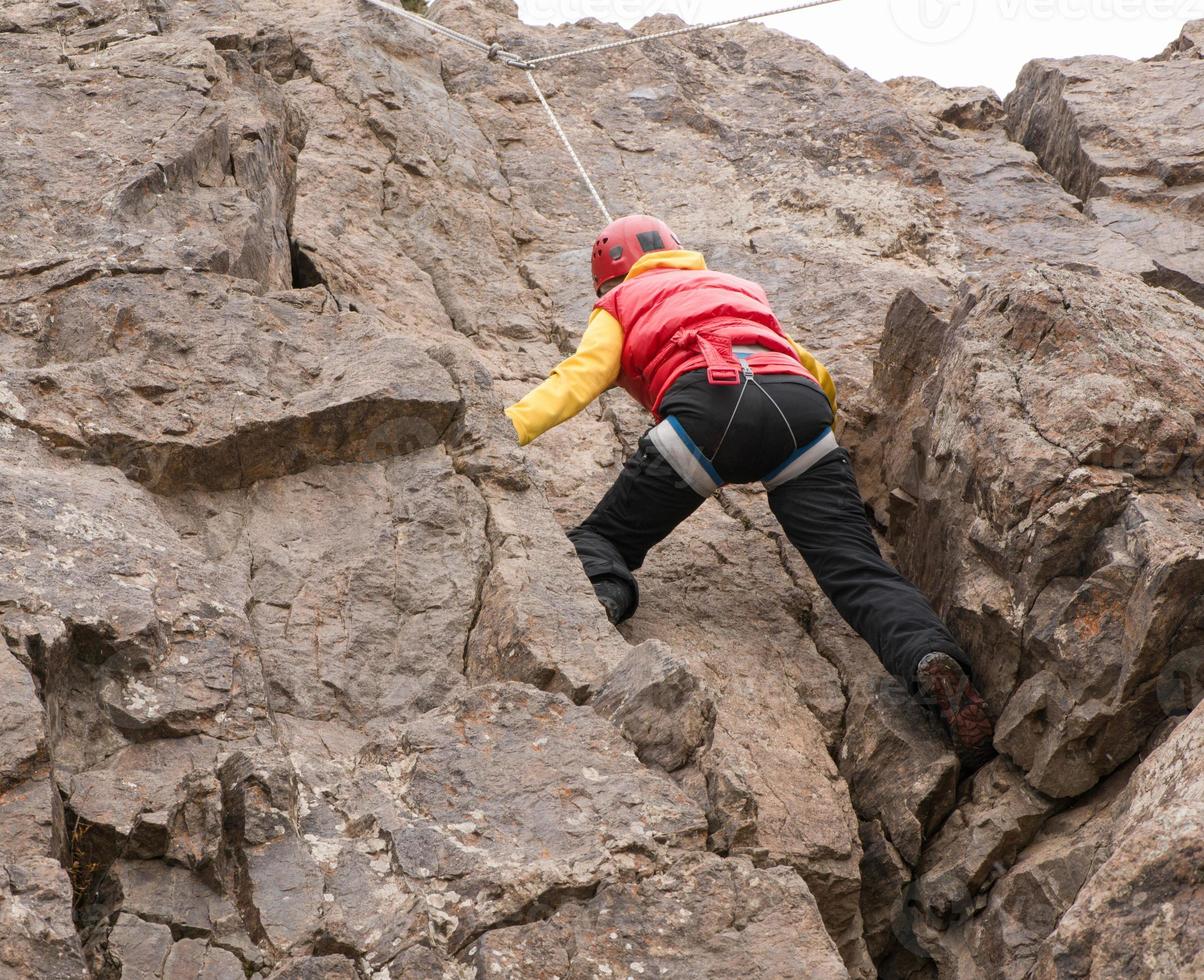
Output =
[{"x1": 516, "y1": 0, "x2": 1204, "y2": 95}]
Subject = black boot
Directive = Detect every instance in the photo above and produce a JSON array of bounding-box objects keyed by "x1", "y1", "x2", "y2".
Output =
[{"x1": 593, "y1": 576, "x2": 636, "y2": 625}]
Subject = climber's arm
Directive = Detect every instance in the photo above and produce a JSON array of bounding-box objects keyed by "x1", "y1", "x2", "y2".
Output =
[
  {"x1": 786, "y1": 337, "x2": 838, "y2": 417},
  {"x1": 505, "y1": 308, "x2": 624, "y2": 446}
]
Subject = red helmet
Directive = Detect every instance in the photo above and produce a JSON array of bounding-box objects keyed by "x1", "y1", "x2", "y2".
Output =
[{"x1": 591, "y1": 215, "x2": 683, "y2": 296}]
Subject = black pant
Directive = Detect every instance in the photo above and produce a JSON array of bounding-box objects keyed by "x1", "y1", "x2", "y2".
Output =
[{"x1": 568, "y1": 371, "x2": 969, "y2": 685}]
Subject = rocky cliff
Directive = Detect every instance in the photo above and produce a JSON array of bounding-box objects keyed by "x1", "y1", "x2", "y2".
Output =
[{"x1": 1, "y1": 2, "x2": 1201, "y2": 978}]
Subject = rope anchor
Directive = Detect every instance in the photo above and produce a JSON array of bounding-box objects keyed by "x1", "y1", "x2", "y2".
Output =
[{"x1": 360, "y1": 0, "x2": 846, "y2": 225}]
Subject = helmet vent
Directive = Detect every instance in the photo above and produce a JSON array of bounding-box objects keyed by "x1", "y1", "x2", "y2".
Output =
[{"x1": 610, "y1": 245, "x2": 624, "y2": 260}]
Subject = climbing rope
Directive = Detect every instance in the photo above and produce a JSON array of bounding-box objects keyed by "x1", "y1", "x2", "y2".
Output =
[
  {"x1": 360, "y1": 0, "x2": 532, "y2": 66},
  {"x1": 359, "y1": 0, "x2": 846, "y2": 223},
  {"x1": 525, "y1": 70, "x2": 613, "y2": 224}
]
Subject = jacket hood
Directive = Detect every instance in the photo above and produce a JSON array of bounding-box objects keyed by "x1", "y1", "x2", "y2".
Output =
[{"x1": 625, "y1": 249, "x2": 707, "y2": 280}]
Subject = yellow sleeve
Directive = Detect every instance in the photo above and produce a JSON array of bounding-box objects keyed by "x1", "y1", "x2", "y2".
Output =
[
  {"x1": 786, "y1": 337, "x2": 838, "y2": 417},
  {"x1": 504, "y1": 308, "x2": 624, "y2": 446}
]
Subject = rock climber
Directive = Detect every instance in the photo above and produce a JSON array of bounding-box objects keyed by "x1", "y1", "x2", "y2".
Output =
[{"x1": 505, "y1": 215, "x2": 995, "y2": 770}]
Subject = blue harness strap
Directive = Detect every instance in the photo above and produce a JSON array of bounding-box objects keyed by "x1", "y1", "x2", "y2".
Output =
[
  {"x1": 648, "y1": 415, "x2": 724, "y2": 497},
  {"x1": 762, "y1": 426, "x2": 839, "y2": 490}
]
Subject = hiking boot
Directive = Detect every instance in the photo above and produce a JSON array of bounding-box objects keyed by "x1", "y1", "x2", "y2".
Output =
[
  {"x1": 915, "y1": 652, "x2": 996, "y2": 774},
  {"x1": 593, "y1": 577, "x2": 634, "y2": 626}
]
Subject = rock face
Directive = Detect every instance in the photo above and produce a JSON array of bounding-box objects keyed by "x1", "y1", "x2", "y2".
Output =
[
  {"x1": 861, "y1": 268, "x2": 1204, "y2": 799},
  {"x1": 473, "y1": 852, "x2": 850, "y2": 980},
  {"x1": 1006, "y1": 41, "x2": 1204, "y2": 306},
  {"x1": 1, "y1": 2, "x2": 1201, "y2": 978}
]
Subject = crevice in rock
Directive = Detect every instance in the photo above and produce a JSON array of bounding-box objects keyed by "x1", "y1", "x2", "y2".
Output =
[
  {"x1": 27, "y1": 263, "x2": 174, "y2": 303},
  {"x1": 4, "y1": 614, "x2": 132, "y2": 974},
  {"x1": 289, "y1": 238, "x2": 326, "y2": 289},
  {"x1": 460, "y1": 498, "x2": 495, "y2": 678},
  {"x1": 62, "y1": 797, "x2": 126, "y2": 942},
  {"x1": 1008, "y1": 365, "x2": 1078, "y2": 465},
  {"x1": 0, "y1": 255, "x2": 73, "y2": 280},
  {"x1": 450, "y1": 879, "x2": 604, "y2": 959}
]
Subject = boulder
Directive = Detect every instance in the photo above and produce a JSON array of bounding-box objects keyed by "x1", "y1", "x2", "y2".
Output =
[
  {"x1": 473, "y1": 852, "x2": 849, "y2": 980},
  {"x1": 1030, "y1": 704, "x2": 1204, "y2": 979},
  {"x1": 860, "y1": 267, "x2": 1204, "y2": 798}
]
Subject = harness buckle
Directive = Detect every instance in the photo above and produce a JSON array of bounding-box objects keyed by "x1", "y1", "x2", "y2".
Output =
[{"x1": 706, "y1": 364, "x2": 741, "y2": 385}]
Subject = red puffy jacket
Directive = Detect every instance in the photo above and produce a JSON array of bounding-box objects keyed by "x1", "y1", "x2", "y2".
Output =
[{"x1": 594, "y1": 266, "x2": 817, "y2": 416}]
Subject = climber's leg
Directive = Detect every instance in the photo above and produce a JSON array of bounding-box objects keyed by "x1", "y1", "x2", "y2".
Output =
[
  {"x1": 568, "y1": 432, "x2": 706, "y2": 623},
  {"x1": 767, "y1": 448, "x2": 971, "y2": 685}
]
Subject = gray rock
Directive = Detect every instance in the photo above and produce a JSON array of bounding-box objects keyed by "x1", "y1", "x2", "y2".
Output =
[
  {"x1": 0, "y1": 649, "x2": 44, "y2": 791},
  {"x1": 473, "y1": 852, "x2": 850, "y2": 980},
  {"x1": 106, "y1": 913, "x2": 173, "y2": 978},
  {"x1": 860, "y1": 268, "x2": 1204, "y2": 799},
  {"x1": 825, "y1": 605, "x2": 958, "y2": 868},
  {"x1": 162, "y1": 937, "x2": 246, "y2": 980},
  {"x1": 937, "y1": 758, "x2": 1134, "y2": 980},
  {"x1": 0, "y1": 277, "x2": 461, "y2": 493},
  {"x1": 592, "y1": 640, "x2": 716, "y2": 772},
  {"x1": 1155, "y1": 19, "x2": 1204, "y2": 59},
  {"x1": 464, "y1": 486, "x2": 632, "y2": 702},
  {"x1": 857, "y1": 819, "x2": 911, "y2": 963},
  {"x1": 1030, "y1": 703, "x2": 1204, "y2": 978},
  {"x1": 0, "y1": 854, "x2": 88, "y2": 980},
  {"x1": 1007, "y1": 52, "x2": 1204, "y2": 306},
  {"x1": 357, "y1": 683, "x2": 707, "y2": 952},
  {"x1": 265, "y1": 955, "x2": 361, "y2": 979},
  {"x1": 0, "y1": 426, "x2": 253, "y2": 757},
  {"x1": 2, "y1": 4, "x2": 1203, "y2": 977},
  {"x1": 184, "y1": 451, "x2": 489, "y2": 727},
  {"x1": 887, "y1": 76, "x2": 1006, "y2": 132},
  {"x1": 907, "y1": 758, "x2": 1056, "y2": 965}
]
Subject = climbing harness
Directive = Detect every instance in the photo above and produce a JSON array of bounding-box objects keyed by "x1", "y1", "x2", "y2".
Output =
[
  {"x1": 649, "y1": 347, "x2": 838, "y2": 497},
  {"x1": 706, "y1": 350, "x2": 756, "y2": 463},
  {"x1": 359, "y1": 0, "x2": 847, "y2": 223},
  {"x1": 649, "y1": 409, "x2": 838, "y2": 497}
]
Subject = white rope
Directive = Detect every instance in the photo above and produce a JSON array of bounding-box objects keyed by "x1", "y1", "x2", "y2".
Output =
[
  {"x1": 525, "y1": 0, "x2": 848, "y2": 67},
  {"x1": 359, "y1": 0, "x2": 533, "y2": 66},
  {"x1": 359, "y1": 0, "x2": 849, "y2": 225},
  {"x1": 526, "y1": 70, "x2": 613, "y2": 225},
  {"x1": 361, "y1": 0, "x2": 490, "y2": 52},
  {"x1": 360, "y1": 0, "x2": 847, "y2": 70}
]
